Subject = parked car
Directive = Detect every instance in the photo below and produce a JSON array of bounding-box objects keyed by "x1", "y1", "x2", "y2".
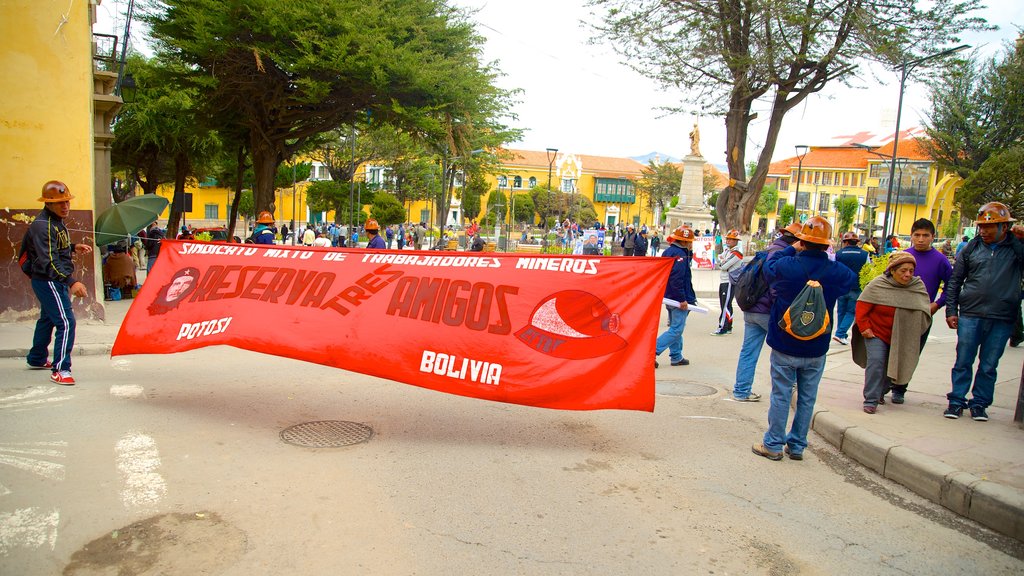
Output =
[{"x1": 194, "y1": 227, "x2": 242, "y2": 243}]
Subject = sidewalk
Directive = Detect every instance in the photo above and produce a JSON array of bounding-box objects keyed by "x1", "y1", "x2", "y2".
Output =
[{"x1": 1, "y1": 269, "x2": 1022, "y2": 542}]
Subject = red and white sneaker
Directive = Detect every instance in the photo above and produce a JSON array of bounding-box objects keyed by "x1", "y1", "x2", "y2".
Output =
[
  {"x1": 27, "y1": 360, "x2": 53, "y2": 370},
  {"x1": 50, "y1": 371, "x2": 76, "y2": 386}
]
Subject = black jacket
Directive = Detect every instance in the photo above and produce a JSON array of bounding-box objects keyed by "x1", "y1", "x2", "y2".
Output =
[
  {"x1": 946, "y1": 234, "x2": 1024, "y2": 322},
  {"x1": 27, "y1": 208, "x2": 75, "y2": 284}
]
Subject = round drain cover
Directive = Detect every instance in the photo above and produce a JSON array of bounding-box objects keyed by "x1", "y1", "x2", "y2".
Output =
[
  {"x1": 280, "y1": 420, "x2": 373, "y2": 448},
  {"x1": 656, "y1": 380, "x2": 719, "y2": 397}
]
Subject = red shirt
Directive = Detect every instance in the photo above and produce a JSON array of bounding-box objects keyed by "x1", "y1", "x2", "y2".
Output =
[{"x1": 855, "y1": 301, "x2": 895, "y2": 345}]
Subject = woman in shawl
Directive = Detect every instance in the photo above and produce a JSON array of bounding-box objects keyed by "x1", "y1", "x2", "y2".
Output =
[{"x1": 852, "y1": 252, "x2": 932, "y2": 413}]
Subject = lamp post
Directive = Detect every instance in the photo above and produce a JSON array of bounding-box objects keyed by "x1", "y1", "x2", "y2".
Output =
[
  {"x1": 882, "y1": 44, "x2": 970, "y2": 240},
  {"x1": 852, "y1": 143, "x2": 911, "y2": 238},
  {"x1": 794, "y1": 145, "x2": 809, "y2": 222},
  {"x1": 546, "y1": 147, "x2": 558, "y2": 226}
]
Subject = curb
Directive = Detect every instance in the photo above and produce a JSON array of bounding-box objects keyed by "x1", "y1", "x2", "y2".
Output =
[
  {"x1": 0, "y1": 344, "x2": 111, "y2": 359},
  {"x1": 811, "y1": 408, "x2": 1024, "y2": 542}
]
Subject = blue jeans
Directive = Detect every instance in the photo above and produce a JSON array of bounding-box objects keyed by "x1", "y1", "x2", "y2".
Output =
[
  {"x1": 655, "y1": 307, "x2": 690, "y2": 363},
  {"x1": 733, "y1": 312, "x2": 769, "y2": 398},
  {"x1": 948, "y1": 315, "x2": 1013, "y2": 408},
  {"x1": 763, "y1": 350, "x2": 825, "y2": 454},
  {"x1": 28, "y1": 279, "x2": 76, "y2": 373},
  {"x1": 834, "y1": 289, "x2": 859, "y2": 339}
]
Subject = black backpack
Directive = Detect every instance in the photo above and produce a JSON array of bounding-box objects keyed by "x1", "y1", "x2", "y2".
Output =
[
  {"x1": 17, "y1": 227, "x2": 33, "y2": 277},
  {"x1": 734, "y1": 250, "x2": 769, "y2": 311}
]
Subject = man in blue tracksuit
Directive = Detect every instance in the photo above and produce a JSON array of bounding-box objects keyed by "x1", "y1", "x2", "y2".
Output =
[
  {"x1": 252, "y1": 211, "x2": 277, "y2": 244},
  {"x1": 753, "y1": 216, "x2": 857, "y2": 461},
  {"x1": 25, "y1": 181, "x2": 94, "y2": 385},
  {"x1": 654, "y1": 225, "x2": 697, "y2": 368},
  {"x1": 832, "y1": 231, "x2": 870, "y2": 345}
]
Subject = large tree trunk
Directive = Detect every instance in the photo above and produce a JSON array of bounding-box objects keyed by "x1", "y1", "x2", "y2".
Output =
[
  {"x1": 227, "y1": 146, "x2": 246, "y2": 241},
  {"x1": 250, "y1": 135, "x2": 281, "y2": 218},
  {"x1": 718, "y1": 85, "x2": 754, "y2": 232},
  {"x1": 167, "y1": 153, "x2": 190, "y2": 235}
]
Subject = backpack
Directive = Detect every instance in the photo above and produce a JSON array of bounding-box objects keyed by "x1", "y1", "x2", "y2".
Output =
[
  {"x1": 17, "y1": 227, "x2": 33, "y2": 277},
  {"x1": 734, "y1": 251, "x2": 769, "y2": 311},
  {"x1": 777, "y1": 262, "x2": 831, "y2": 341}
]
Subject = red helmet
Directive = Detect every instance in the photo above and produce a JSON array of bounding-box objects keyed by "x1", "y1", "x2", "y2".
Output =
[
  {"x1": 725, "y1": 229, "x2": 741, "y2": 240},
  {"x1": 782, "y1": 222, "x2": 803, "y2": 237},
  {"x1": 977, "y1": 201, "x2": 1015, "y2": 224},
  {"x1": 364, "y1": 219, "x2": 380, "y2": 231},
  {"x1": 256, "y1": 211, "x2": 274, "y2": 224},
  {"x1": 841, "y1": 231, "x2": 859, "y2": 242}
]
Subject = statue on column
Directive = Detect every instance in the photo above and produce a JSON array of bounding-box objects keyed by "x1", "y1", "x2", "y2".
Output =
[{"x1": 689, "y1": 123, "x2": 701, "y2": 157}]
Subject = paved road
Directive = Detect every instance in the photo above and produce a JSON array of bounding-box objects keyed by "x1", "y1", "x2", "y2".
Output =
[{"x1": 2, "y1": 306, "x2": 1022, "y2": 574}]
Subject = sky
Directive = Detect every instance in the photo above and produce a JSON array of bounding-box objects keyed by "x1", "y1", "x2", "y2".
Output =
[{"x1": 94, "y1": 0, "x2": 1023, "y2": 168}]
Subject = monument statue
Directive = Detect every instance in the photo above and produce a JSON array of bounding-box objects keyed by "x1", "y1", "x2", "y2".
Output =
[{"x1": 689, "y1": 123, "x2": 701, "y2": 157}]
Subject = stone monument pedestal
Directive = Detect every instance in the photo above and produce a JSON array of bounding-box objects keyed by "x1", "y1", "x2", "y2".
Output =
[{"x1": 666, "y1": 154, "x2": 714, "y2": 234}]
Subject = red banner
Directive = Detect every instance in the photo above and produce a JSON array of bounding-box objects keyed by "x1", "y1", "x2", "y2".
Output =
[{"x1": 112, "y1": 241, "x2": 673, "y2": 411}]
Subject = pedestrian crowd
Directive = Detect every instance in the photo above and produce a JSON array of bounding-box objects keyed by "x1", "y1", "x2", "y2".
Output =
[{"x1": 653, "y1": 202, "x2": 1023, "y2": 463}]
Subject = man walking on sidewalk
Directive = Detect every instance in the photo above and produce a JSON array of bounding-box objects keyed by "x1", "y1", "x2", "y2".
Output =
[
  {"x1": 24, "y1": 181, "x2": 94, "y2": 386},
  {"x1": 943, "y1": 202, "x2": 1024, "y2": 421},
  {"x1": 832, "y1": 232, "x2": 869, "y2": 345},
  {"x1": 753, "y1": 217, "x2": 856, "y2": 461},
  {"x1": 730, "y1": 223, "x2": 801, "y2": 401},
  {"x1": 712, "y1": 229, "x2": 744, "y2": 335},
  {"x1": 655, "y1": 226, "x2": 697, "y2": 368}
]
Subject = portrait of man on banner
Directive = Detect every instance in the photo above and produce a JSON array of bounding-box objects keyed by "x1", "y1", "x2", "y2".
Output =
[
  {"x1": 147, "y1": 267, "x2": 199, "y2": 316},
  {"x1": 581, "y1": 230, "x2": 605, "y2": 255}
]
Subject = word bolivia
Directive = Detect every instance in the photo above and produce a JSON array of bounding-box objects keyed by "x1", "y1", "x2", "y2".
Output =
[{"x1": 419, "y1": 350, "x2": 501, "y2": 386}]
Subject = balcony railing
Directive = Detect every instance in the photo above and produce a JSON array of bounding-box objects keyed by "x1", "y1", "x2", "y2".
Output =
[{"x1": 93, "y1": 33, "x2": 118, "y2": 71}]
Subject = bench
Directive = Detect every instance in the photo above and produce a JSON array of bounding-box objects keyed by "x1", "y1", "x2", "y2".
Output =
[
  {"x1": 482, "y1": 242, "x2": 497, "y2": 252},
  {"x1": 514, "y1": 243, "x2": 543, "y2": 254},
  {"x1": 446, "y1": 239, "x2": 459, "y2": 251}
]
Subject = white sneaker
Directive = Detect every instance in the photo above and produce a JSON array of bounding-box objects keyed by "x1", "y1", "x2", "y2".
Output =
[{"x1": 833, "y1": 337, "x2": 849, "y2": 345}]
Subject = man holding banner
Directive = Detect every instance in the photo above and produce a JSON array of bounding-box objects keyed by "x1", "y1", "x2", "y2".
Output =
[{"x1": 654, "y1": 226, "x2": 696, "y2": 368}]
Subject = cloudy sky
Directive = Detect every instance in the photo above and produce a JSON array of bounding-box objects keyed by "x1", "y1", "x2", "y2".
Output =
[{"x1": 96, "y1": 0, "x2": 1022, "y2": 167}]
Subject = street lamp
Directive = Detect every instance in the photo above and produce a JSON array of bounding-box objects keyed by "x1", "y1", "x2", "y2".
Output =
[
  {"x1": 794, "y1": 145, "x2": 809, "y2": 222},
  {"x1": 881, "y1": 44, "x2": 970, "y2": 240},
  {"x1": 546, "y1": 147, "x2": 558, "y2": 226},
  {"x1": 852, "y1": 143, "x2": 911, "y2": 237}
]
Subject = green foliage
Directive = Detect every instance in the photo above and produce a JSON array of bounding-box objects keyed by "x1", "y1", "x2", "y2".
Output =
[
  {"x1": 460, "y1": 172, "x2": 489, "y2": 223},
  {"x1": 237, "y1": 190, "x2": 254, "y2": 219},
  {"x1": 636, "y1": 160, "x2": 681, "y2": 217},
  {"x1": 755, "y1": 184, "x2": 779, "y2": 217},
  {"x1": 305, "y1": 179, "x2": 347, "y2": 218},
  {"x1": 274, "y1": 163, "x2": 312, "y2": 189},
  {"x1": 958, "y1": 145, "x2": 1024, "y2": 218},
  {"x1": 923, "y1": 37, "x2": 1024, "y2": 190},
  {"x1": 859, "y1": 253, "x2": 891, "y2": 290},
  {"x1": 833, "y1": 196, "x2": 860, "y2": 236},
  {"x1": 369, "y1": 192, "x2": 406, "y2": 226},
  {"x1": 778, "y1": 204, "x2": 796, "y2": 227},
  {"x1": 193, "y1": 232, "x2": 213, "y2": 242},
  {"x1": 511, "y1": 192, "x2": 535, "y2": 225},
  {"x1": 530, "y1": 185, "x2": 560, "y2": 226},
  {"x1": 485, "y1": 188, "x2": 508, "y2": 226},
  {"x1": 942, "y1": 211, "x2": 960, "y2": 239}
]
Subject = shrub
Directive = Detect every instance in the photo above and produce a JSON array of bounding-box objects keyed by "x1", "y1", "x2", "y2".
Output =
[{"x1": 859, "y1": 252, "x2": 890, "y2": 290}]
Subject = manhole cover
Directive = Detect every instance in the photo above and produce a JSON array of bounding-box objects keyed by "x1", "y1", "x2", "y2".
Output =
[
  {"x1": 656, "y1": 380, "x2": 719, "y2": 397},
  {"x1": 280, "y1": 420, "x2": 373, "y2": 448}
]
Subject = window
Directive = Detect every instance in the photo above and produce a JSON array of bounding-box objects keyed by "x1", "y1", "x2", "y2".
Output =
[
  {"x1": 528, "y1": 177, "x2": 537, "y2": 188},
  {"x1": 813, "y1": 172, "x2": 820, "y2": 185},
  {"x1": 561, "y1": 178, "x2": 576, "y2": 192},
  {"x1": 818, "y1": 193, "x2": 830, "y2": 212},
  {"x1": 319, "y1": 166, "x2": 329, "y2": 179},
  {"x1": 204, "y1": 204, "x2": 219, "y2": 220},
  {"x1": 498, "y1": 175, "x2": 508, "y2": 187},
  {"x1": 779, "y1": 178, "x2": 789, "y2": 191},
  {"x1": 796, "y1": 192, "x2": 810, "y2": 210},
  {"x1": 513, "y1": 176, "x2": 522, "y2": 188},
  {"x1": 842, "y1": 173, "x2": 850, "y2": 186},
  {"x1": 822, "y1": 172, "x2": 832, "y2": 186},
  {"x1": 776, "y1": 198, "x2": 786, "y2": 214}
]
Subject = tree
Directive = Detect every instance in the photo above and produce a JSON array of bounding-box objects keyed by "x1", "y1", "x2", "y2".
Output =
[
  {"x1": 922, "y1": 36, "x2": 1024, "y2": 214},
  {"x1": 530, "y1": 185, "x2": 560, "y2": 228},
  {"x1": 369, "y1": 191, "x2": 407, "y2": 227},
  {"x1": 778, "y1": 204, "x2": 797, "y2": 228},
  {"x1": 511, "y1": 192, "x2": 536, "y2": 225},
  {"x1": 146, "y1": 0, "x2": 504, "y2": 217},
  {"x1": 483, "y1": 188, "x2": 508, "y2": 227},
  {"x1": 590, "y1": 0, "x2": 988, "y2": 233},
  {"x1": 958, "y1": 146, "x2": 1024, "y2": 217},
  {"x1": 460, "y1": 172, "x2": 489, "y2": 223},
  {"x1": 833, "y1": 195, "x2": 860, "y2": 236},
  {"x1": 636, "y1": 160, "x2": 681, "y2": 222},
  {"x1": 755, "y1": 185, "x2": 779, "y2": 219}
]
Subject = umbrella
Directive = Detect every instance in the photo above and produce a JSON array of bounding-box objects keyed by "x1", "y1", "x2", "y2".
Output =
[{"x1": 94, "y1": 194, "x2": 169, "y2": 247}]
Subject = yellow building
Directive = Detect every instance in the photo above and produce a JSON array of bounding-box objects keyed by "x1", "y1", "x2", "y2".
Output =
[
  {"x1": 764, "y1": 135, "x2": 962, "y2": 240},
  {"x1": 1, "y1": 1, "x2": 119, "y2": 319}
]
